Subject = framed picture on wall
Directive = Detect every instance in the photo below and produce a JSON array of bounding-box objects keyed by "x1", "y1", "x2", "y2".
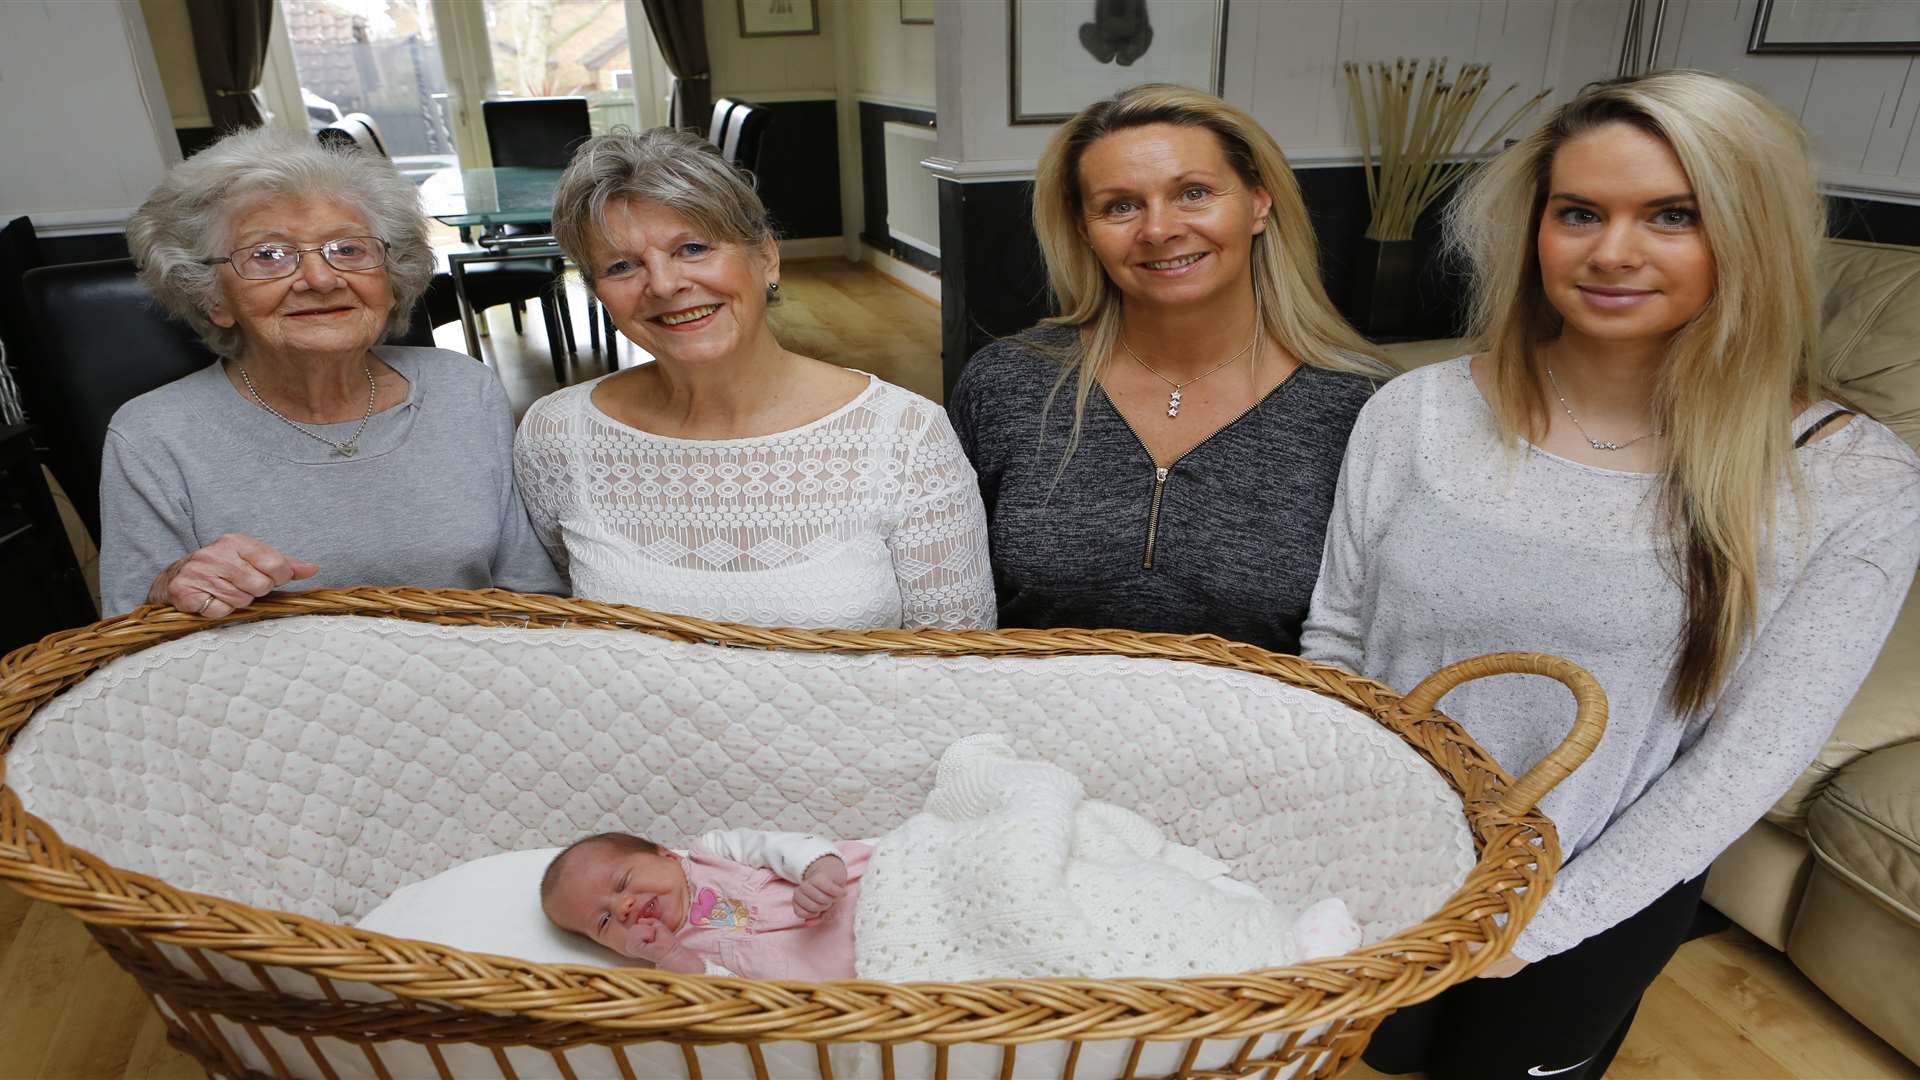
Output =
[
  {"x1": 901, "y1": 0, "x2": 934, "y2": 26},
  {"x1": 738, "y1": 0, "x2": 819, "y2": 38},
  {"x1": 1749, "y1": 0, "x2": 1920, "y2": 53},
  {"x1": 1010, "y1": 0, "x2": 1225, "y2": 124}
]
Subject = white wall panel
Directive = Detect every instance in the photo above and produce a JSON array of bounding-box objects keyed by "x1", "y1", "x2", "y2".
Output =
[
  {"x1": 1856, "y1": 62, "x2": 1920, "y2": 178},
  {"x1": 1239, "y1": 0, "x2": 1563, "y2": 160},
  {"x1": 1803, "y1": 55, "x2": 1909, "y2": 175},
  {"x1": 1559, "y1": 0, "x2": 1920, "y2": 198},
  {"x1": 0, "y1": 0, "x2": 176, "y2": 232},
  {"x1": 931, "y1": 0, "x2": 1920, "y2": 198},
  {"x1": 852, "y1": 0, "x2": 936, "y2": 108}
]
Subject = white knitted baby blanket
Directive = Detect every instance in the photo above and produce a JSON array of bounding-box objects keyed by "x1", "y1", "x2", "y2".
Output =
[{"x1": 854, "y1": 734, "x2": 1355, "y2": 980}]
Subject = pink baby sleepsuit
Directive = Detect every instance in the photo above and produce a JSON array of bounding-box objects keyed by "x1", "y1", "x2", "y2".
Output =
[{"x1": 673, "y1": 836, "x2": 872, "y2": 980}]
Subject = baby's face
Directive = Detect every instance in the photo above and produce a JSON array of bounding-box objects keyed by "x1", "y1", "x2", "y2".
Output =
[{"x1": 547, "y1": 844, "x2": 688, "y2": 951}]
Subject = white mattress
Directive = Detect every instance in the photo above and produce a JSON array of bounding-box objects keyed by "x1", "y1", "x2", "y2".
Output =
[{"x1": 9, "y1": 614, "x2": 1475, "y2": 945}]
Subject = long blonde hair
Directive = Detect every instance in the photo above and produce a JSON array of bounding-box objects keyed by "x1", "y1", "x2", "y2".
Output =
[
  {"x1": 1448, "y1": 70, "x2": 1832, "y2": 715},
  {"x1": 1030, "y1": 84, "x2": 1385, "y2": 460}
]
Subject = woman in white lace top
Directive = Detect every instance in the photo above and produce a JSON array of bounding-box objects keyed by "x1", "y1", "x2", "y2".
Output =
[{"x1": 515, "y1": 129, "x2": 995, "y2": 630}]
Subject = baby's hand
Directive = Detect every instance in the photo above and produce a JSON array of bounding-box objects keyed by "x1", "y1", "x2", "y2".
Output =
[
  {"x1": 617, "y1": 920, "x2": 704, "y2": 973},
  {"x1": 793, "y1": 855, "x2": 848, "y2": 920}
]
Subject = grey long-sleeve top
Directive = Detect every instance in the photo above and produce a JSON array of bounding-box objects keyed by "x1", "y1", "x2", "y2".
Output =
[
  {"x1": 1302, "y1": 358, "x2": 1920, "y2": 961},
  {"x1": 99, "y1": 345, "x2": 565, "y2": 615},
  {"x1": 948, "y1": 327, "x2": 1376, "y2": 653}
]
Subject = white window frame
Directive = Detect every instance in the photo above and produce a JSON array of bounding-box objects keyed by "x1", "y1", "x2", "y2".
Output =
[{"x1": 259, "y1": 0, "x2": 670, "y2": 167}]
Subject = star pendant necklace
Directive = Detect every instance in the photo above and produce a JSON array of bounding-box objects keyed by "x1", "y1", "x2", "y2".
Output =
[
  {"x1": 1121, "y1": 323, "x2": 1259, "y2": 419},
  {"x1": 1544, "y1": 365, "x2": 1660, "y2": 452}
]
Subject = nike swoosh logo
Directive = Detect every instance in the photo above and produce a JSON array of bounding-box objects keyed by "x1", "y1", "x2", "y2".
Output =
[{"x1": 1527, "y1": 1059, "x2": 1594, "y2": 1077}]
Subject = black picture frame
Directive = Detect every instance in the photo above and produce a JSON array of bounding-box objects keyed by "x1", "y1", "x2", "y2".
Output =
[
  {"x1": 901, "y1": 0, "x2": 933, "y2": 26},
  {"x1": 1009, "y1": 0, "x2": 1226, "y2": 125},
  {"x1": 737, "y1": 0, "x2": 819, "y2": 38},
  {"x1": 1748, "y1": 0, "x2": 1920, "y2": 54}
]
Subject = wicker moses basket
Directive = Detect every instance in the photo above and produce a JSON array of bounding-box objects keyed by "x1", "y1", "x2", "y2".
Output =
[{"x1": 0, "y1": 588, "x2": 1604, "y2": 1080}]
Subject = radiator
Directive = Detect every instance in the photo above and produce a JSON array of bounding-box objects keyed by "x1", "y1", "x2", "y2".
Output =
[{"x1": 882, "y1": 120, "x2": 940, "y2": 258}]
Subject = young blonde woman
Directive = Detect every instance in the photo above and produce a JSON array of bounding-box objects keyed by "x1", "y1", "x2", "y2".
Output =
[
  {"x1": 1303, "y1": 72, "x2": 1920, "y2": 1079},
  {"x1": 946, "y1": 84, "x2": 1386, "y2": 653}
]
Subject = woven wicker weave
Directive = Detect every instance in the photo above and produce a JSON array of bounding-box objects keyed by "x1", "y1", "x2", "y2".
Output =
[{"x1": 0, "y1": 587, "x2": 1605, "y2": 1080}]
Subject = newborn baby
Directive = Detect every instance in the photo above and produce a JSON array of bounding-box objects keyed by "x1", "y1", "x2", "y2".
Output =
[{"x1": 541, "y1": 829, "x2": 871, "y2": 979}]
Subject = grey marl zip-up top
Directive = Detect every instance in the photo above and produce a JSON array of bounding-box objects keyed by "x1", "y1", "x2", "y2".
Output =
[{"x1": 947, "y1": 325, "x2": 1376, "y2": 654}]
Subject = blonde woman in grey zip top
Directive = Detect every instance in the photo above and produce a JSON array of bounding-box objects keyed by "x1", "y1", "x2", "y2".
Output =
[{"x1": 947, "y1": 84, "x2": 1385, "y2": 653}]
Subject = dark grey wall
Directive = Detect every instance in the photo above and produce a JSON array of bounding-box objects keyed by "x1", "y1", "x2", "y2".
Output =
[{"x1": 858, "y1": 102, "x2": 939, "y2": 274}]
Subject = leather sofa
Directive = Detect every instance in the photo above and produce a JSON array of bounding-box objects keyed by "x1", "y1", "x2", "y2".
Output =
[{"x1": 1376, "y1": 237, "x2": 1920, "y2": 1065}]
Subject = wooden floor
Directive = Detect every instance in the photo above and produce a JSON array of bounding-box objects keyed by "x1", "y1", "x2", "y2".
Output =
[
  {"x1": 1342, "y1": 925, "x2": 1918, "y2": 1080},
  {"x1": 8, "y1": 261, "x2": 1916, "y2": 1078},
  {"x1": 452, "y1": 254, "x2": 945, "y2": 420}
]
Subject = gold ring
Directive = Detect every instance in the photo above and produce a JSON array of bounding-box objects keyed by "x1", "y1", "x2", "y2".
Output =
[{"x1": 196, "y1": 594, "x2": 216, "y2": 616}]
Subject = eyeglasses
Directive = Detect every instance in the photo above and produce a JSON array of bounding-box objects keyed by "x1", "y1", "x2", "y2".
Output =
[{"x1": 204, "y1": 236, "x2": 390, "y2": 280}]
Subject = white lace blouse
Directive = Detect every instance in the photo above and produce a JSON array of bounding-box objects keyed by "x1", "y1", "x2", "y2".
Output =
[{"x1": 514, "y1": 373, "x2": 997, "y2": 630}]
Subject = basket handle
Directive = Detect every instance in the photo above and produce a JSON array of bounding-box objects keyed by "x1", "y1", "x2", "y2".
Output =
[{"x1": 1400, "y1": 651, "x2": 1607, "y2": 817}]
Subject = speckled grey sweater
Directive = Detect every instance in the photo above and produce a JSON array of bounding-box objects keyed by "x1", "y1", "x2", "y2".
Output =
[
  {"x1": 1302, "y1": 358, "x2": 1920, "y2": 961},
  {"x1": 949, "y1": 326, "x2": 1377, "y2": 653},
  {"x1": 100, "y1": 346, "x2": 564, "y2": 615}
]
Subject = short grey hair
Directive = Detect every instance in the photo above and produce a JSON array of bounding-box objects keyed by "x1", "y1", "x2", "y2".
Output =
[
  {"x1": 127, "y1": 124, "x2": 435, "y2": 359},
  {"x1": 551, "y1": 129, "x2": 777, "y2": 283}
]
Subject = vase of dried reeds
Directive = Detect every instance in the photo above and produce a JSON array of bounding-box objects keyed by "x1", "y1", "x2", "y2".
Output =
[
  {"x1": 1342, "y1": 59, "x2": 1550, "y2": 338},
  {"x1": 1348, "y1": 235, "x2": 1419, "y2": 338}
]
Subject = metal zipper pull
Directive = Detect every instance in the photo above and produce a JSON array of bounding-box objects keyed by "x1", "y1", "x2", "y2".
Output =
[{"x1": 1143, "y1": 467, "x2": 1169, "y2": 569}]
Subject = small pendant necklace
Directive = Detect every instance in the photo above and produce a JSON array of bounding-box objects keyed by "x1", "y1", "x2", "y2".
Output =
[
  {"x1": 1122, "y1": 325, "x2": 1259, "y2": 418},
  {"x1": 238, "y1": 363, "x2": 378, "y2": 457},
  {"x1": 1545, "y1": 366, "x2": 1660, "y2": 452}
]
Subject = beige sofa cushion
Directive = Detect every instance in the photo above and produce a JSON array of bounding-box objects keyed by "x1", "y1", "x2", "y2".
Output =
[
  {"x1": 1821, "y1": 239, "x2": 1920, "y2": 453},
  {"x1": 1765, "y1": 240, "x2": 1920, "y2": 828},
  {"x1": 1787, "y1": 862, "x2": 1920, "y2": 1062},
  {"x1": 1806, "y1": 739, "x2": 1920, "y2": 926},
  {"x1": 1772, "y1": 585, "x2": 1920, "y2": 831}
]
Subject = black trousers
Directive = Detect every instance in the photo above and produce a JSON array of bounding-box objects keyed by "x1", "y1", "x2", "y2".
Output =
[{"x1": 1362, "y1": 873, "x2": 1708, "y2": 1080}]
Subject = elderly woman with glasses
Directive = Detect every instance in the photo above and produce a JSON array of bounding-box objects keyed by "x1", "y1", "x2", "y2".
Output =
[{"x1": 101, "y1": 125, "x2": 563, "y2": 617}]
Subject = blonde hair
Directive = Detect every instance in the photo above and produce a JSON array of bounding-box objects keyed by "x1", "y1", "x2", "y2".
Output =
[
  {"x1": 1030, "y1": 84, "x2": 1385, "y2": 459},
  {"x1": 1448, "y1": 70, "x2": 1833, "y2": 715}
]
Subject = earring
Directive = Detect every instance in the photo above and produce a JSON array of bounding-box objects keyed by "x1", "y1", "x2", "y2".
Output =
[{"x1": 766, "y1": 281, "x2": 781, "y2": 299}]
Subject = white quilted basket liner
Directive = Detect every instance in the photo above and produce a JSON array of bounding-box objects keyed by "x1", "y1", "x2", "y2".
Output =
[{"x1": 8, "y1": 614, "x2": 1477, "y2": 1079}]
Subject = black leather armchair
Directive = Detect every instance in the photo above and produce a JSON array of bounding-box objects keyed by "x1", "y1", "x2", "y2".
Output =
[{"x1": 21, "y1": 258, "x2": 214, "y2": 540}]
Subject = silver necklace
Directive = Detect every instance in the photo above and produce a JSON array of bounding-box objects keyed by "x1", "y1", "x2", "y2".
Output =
[
  {"x1": 238, "y1": 363, "x2": 377, "y2": 457},
  {"x1": 1545, "y1": 366, "x2": 1659, "y2": 452},
  {"x1": 1121, "y1": 326, "x2": 1258, "y2": 418}
]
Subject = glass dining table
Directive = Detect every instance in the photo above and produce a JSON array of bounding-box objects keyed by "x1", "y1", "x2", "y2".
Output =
[{"x1": 418, "y1": 166, "x2": 576, "y2": 360}]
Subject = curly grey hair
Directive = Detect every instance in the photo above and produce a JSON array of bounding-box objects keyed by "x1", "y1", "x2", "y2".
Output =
[
  {"x1": 126, "y1": 124, "x2": 434, "y2": 359},
  {"x1": 550, "y1": 129, "x2": 777, "y2": 285}
]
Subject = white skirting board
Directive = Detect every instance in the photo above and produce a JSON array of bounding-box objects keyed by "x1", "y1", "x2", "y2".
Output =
[{"x1": 860, "y1": 245, "x2": 940, "y2": 305}]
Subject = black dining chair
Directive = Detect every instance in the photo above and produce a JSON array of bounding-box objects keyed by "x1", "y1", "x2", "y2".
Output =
[
  {"x1": 317, "y1": 113, "x2": 389, "y2": 157},
  {"x1": 720, "y1": 100, "x2": 773, "y2": 176},
  {"x1": 481, "y1": 96, "x2": 599, "y2": 362},
  {"x1": 708, "y1": 98, "x2": 741, "y2": 149},
  {"x1": 318, "y1": 112, "x2": 579, "y2": 367},
  {"x1": 482, "y1": 97, "x2": 593, "y2": 169}
]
